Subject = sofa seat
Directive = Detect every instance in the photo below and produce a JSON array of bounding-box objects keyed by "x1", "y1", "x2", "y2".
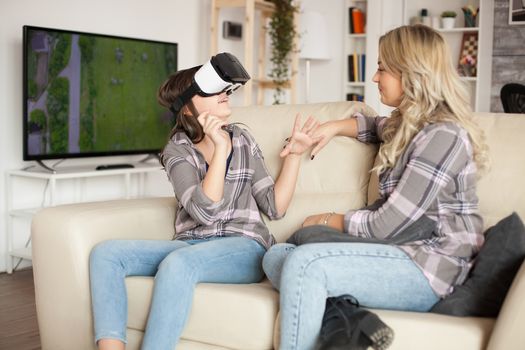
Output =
[
  {"x1": 124, "y1": 257, "x2": 496, "y2": 350},
  {"x1": 126, "y1": 278, "x2": 279, "y2": 350},
  {"x1": 373, "y1": 310, "x2": 494, "y2": 349},
  {"x1": 123, "y1": 276, "x2": 496, "y2": 350}
]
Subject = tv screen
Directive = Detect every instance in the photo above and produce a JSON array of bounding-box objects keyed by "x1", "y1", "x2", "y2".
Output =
[{"x1": 23, "y1": 25, "x2": 177, "y2": 161}]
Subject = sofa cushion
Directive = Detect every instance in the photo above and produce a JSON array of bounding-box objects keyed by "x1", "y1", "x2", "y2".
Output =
[
  {"x1": 431, "y1": 212, "x2": 525, "y2": 317},
  {"x1": 374, "y1": 309, "x2": 494, "y2": 349},
  {"x1": 125, "y1": 277, "x2": 279, "y2": 350}
]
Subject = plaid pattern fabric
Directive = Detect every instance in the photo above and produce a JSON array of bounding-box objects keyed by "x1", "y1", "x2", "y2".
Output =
[
  {"x1": 162, "y1": 125, "x2": 278, "y2": 249},
  {"x1": 345, "y1": 114, "x2": 484, "y2": 297}
]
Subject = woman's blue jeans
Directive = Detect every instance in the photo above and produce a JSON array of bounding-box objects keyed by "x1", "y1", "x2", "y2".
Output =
[
  {"x1": 263, "y1": 242, "x2": 439, "y2": 350},
  {"x1": 89, "y1": 236, "x2": 265, "y2": 350}
]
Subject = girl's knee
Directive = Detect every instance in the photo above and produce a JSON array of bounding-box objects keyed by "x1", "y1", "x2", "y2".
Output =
[
  {"x1": 157, "y1": 249, "x2": 193, "y2": 275},
  {"x1": 90, "y1": 240, "x2": 121, "y2": 265}
]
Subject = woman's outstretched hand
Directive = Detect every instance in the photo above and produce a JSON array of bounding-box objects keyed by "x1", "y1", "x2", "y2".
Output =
[
  {"x1": 309, "y1": 120, "x2": 340, "y2": 160},
  {"x1": 303, "y1": 212, "x2": 345, "y2": 230},
  {"x1": 280, "y1": 114, "x2": 321, "y2": 158}
]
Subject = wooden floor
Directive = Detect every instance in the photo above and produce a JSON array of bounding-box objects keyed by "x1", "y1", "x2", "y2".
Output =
[{"x1": 0, "y1": 268, "x2": 41, "y2": 350}]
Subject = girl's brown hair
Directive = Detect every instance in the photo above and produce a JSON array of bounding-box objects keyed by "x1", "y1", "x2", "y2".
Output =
[{"x1": 157, "y1": 66, "x2": 204, "y2": 143}]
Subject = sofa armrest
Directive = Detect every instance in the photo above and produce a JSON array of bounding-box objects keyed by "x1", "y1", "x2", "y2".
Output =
[
  {"x1": 32, "y1": 197, "x2": 176, "y2": 350},
  {"x1": 486, "y1": 260, "x2": 525, "y2": 349}
]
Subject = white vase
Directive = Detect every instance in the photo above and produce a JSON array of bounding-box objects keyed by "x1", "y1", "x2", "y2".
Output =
[{"x1": 441, "y1": 17, "x2": 456, "y2": 29}]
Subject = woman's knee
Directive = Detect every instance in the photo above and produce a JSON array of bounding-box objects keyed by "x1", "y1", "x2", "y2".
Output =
[{"x1": 263, "y1": 243, "x2": 296, "y2": 288}]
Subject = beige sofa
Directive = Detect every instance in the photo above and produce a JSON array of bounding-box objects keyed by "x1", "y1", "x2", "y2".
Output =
[{"x1": 32, "y1": 101, "x2": 525, "y2": 350}]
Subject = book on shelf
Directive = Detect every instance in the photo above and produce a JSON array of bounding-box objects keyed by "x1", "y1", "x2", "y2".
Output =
[
  {"x1": 346, "y1": 93, "x2": 364, "y2": 102},
  {"x1": 349, "y1": 7, "x2": 365, "y2": 34},
  {"x1": 347, "y1": 54, "x2": 366, "y2": 82}
]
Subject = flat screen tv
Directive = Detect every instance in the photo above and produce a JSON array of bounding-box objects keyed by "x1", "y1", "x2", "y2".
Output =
[{"x1": 23, "y1": 25, "x2": 178, "y2": 161}]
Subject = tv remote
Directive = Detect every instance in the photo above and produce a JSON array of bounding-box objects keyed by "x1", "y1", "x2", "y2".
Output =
[{"x1": 95, "y1": 164, "x2": 135, "y2": 170}]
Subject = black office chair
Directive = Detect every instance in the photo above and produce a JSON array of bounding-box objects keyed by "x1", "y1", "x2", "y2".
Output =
[{"x1": 500, "y1": 83, "x2": 525, "y2": 114}]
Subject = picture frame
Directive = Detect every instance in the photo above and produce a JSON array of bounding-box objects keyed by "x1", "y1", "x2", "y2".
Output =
[
  {"x1": 458, "y1": 32, "x2": 478, "y2": 77},
  {"x1": 509, "y1": 0, "x2": 525, "y2": 25}
]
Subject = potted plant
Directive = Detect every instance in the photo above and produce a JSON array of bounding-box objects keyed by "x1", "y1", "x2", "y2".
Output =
[
  {"x1": 268, "y1": 0, "x2": 299, "y2": 104},
  {"x1": 441, "y1": 10, "x2": 457, "y2": 30}
]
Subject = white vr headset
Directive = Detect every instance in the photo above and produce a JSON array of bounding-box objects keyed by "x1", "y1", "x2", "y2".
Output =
[{"x1": 170, "y1": 52, "x2": 250, "y2": 115}]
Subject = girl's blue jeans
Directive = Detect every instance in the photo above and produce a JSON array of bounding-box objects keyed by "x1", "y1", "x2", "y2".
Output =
[
  {"x1": 89, "y1": 236, "x2": 265, "y2": 350},
  {"x1": 263, "y1": 242, "x2": 439, "y2": 350}
]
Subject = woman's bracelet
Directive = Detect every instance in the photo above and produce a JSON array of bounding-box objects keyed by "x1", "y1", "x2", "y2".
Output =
[{"x1": 323, "y1": 212, "x2": 335, "y2": 225}]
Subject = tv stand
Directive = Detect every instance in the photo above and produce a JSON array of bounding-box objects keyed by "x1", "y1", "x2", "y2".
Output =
[
  {"x1": 139, "y1": 153, "x2": 161, "y2": 163},
  {"x1": 35, "y1": 160, "x2": 58, "y2": 174},
  {"x1": 95, "y1": 163, "x2": 135, "y2": 171},
  {"x1": 5, "y1": 162, "x2": 165, "y2": 273}
]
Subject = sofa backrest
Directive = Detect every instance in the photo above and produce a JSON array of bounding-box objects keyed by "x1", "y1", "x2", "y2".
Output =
[
  {"x1": 232, "y1": 102, "x2": 525, "y2": 240},
  {"x1": 231, "y1": 101, "x2": 378, "y2": 242},
  {"x1": 474, "y1": 113, "x2": 525, "y2": 228},
  {"x1": 367, "y1": 112, "x2": 525, "y2": 230}
]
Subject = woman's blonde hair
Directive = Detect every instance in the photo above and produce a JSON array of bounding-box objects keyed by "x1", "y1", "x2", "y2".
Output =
[{"x1": 375, "y1": 24, "x2": 488, "y2": 175}]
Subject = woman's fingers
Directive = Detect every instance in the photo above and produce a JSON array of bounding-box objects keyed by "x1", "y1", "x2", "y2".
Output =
[{"x1": 310, "y1": 137, "x2": 328, "y2": 159}]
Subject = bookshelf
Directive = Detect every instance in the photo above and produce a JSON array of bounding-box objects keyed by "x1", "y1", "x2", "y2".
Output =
[
  {"x1": 402, "y1": 0, "x2": 494, "y2": 112},
  {"x1": 341, "y1": 0, "x2": 493, "y2": 114},
  {"x1": 344, "y1": 0, "x2": 367, "y2": 102}
]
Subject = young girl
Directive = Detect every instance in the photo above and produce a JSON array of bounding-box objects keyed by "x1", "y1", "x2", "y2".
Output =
[
  {"x1": 263, "y1": 24, "x2": 489, "y2": 350},
  {"x1": 89, "y1": 62, "x2": 319, "y2": 350}
]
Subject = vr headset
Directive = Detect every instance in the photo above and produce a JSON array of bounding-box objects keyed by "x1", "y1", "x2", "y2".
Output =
[{"x1": 170, "y1": 52, "x2": 250, "y2": 115}]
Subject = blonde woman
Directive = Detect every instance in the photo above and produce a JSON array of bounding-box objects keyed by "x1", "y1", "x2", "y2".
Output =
[{"x1": 263, "y1": 24, "x2": 488, "y2": 350}]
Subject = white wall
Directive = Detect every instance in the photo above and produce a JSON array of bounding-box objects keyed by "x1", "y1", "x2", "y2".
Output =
[{"x1": 0, "y1": 0, "x2": 345, "y2": 273}]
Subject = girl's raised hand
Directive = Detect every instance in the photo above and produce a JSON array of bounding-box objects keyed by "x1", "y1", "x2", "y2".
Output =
[
  {"x1": 198, "y1": 111, "x2": 230, "y2": 149},
  {"x1": 280, "y1": 114, "x2": 321, "y2": 158}
]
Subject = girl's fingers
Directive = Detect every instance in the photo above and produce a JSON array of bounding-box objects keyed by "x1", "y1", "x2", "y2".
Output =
[
  {"x1": 197, "y1": 111, "x2": 210, "y2": 126},
  {"x1": 302, "y1": 116, "x2": 315, "y2": 132},
  {"x1": 310, "y1": 138, "x2": 327, "y2": 159},
  {"x1": 279, "y1": 142, "x2": 292, "y2": 158},
  {"x1": 306, "y1": 120, "x2": 320, "y2": 136},
  {"x1": 293, "y1": 113, "x2": 302, "y2": 134}
]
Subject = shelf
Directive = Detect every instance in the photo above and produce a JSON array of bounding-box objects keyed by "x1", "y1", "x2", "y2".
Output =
[
  {"x1": 215, "y1": 0, "x2": 275, "y2": 13},
  {"x1": 9, "y1": 163, "x2": 163, "y2": 179},
  {"x1": 438, "y1": 27, "x2": 479, "y2": 33},
  {"x1": 348, "y1": 33, "x2": 367, "y2": 38},
  {"x1": 10, "y1": 247, "x2": 32, "y2": 260},
  {"x1": 9, "y1": 208, "x2": 41, "y2": 218},
  {"x1": 347, "y1": 82, "x2": 366, "y2": 87}
]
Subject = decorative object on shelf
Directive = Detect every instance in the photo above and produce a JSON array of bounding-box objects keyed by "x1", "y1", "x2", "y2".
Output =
[
  {"x1": 458, "y1": 32, "x2": 478, "y2": 77},
  {"x1": 420, "y1": 8, "x2": 431, "y2": 27},
  {"x1": 348, "y1": 7, "x2": 365, "y2": 34},
  {"x1": 268, "y1": 0, "x2": 299, "y2": 104},
  {"x1": 347, "y1": 54, "x2": 366, "y2": 83},
  {"x1": 222, "y1": 21, "x2": 242, "y2": 40},
  {"x1": 509, "y1": 0, "x2": 525, "y2": 25},
  {"x1": 441, "y1": 10, "x2": 457, "y2": 29},
  {"x1": 299, "y1": 11, "x2": 330, "y2": 103},
  {"x1": 346, "y1": 93, "x2": 364, "y2": 102},
  {"x1": 462, "y1": 5, "x2": 479, "y2": 27}
]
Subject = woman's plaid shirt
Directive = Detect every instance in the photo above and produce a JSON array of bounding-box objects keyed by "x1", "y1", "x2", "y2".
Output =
[{"x1": 345, "y1": 114, "x2": 484, "y2": 297}]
